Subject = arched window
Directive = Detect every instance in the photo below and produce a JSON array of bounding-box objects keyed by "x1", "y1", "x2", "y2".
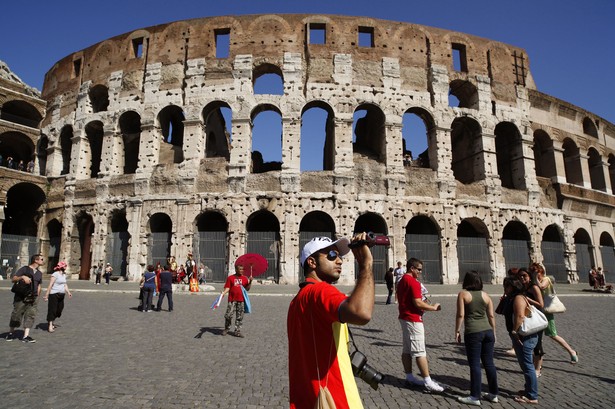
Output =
[
  {"x1": 89, "y1": 85, "x2": 110, "y2": 113},
  {"x1": 251, "y1": 104, "x2": 282, "y2": 173},
  {"x1": 532, "y1": 130, "x2": 556, "y2": 179},
  {"x1": 301, "y1": 102, "x2": 335, "y2": 171},
  {"x1": 451, "y1": 117, "x2": 483, "y2": 184},
  {"x1": 402, "y1": 108, "x2": 434, "y2": 169},
  {"x1": 587, "y1": 148, "x2": 606, "y2": 191},
  {"x1": 84, "y1": 121, "x2": 104, "y2": 178},
  {"x1": 119, "y1": 111, "x2": 141, "y2": 174},
  {"x1": 495, "y1": 122, "x2": 525, "y2": 190},
  {"x1": 253, "y1": 64, "x2": 284, "y2": 95},
  {"x1": 562, "y1": 138, "x2": 583, "y2": 186},
  {"x1": 353, "y1": 104, "x2": 386, "y2": 164},
  {"x1": 158, "y1": 106, "x2": 185, "y2": 164},
  {"x1": 202, "y1": 102, "x2": 232, "y2": 159},
  {"x1": 449, "y1": 80, "x2": 478, "y2": 109}
]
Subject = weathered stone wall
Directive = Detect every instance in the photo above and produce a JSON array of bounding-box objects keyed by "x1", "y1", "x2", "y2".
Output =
[{"x1": 2, "y1": 15, "x2": 611, "y2": 284}]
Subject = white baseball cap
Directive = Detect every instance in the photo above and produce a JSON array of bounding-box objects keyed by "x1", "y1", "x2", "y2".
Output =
[{"x1": 300, "y1": 236, "x2": 350, "y2": 267}]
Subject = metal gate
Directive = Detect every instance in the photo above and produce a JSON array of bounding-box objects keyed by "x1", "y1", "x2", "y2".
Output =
[
  {"x1": 502, "y1": 239, "x2": 530, "y2": 273},
  {"x1": 106, "y1": 232, "x2": 130, "y2": 277},
  {"x1": 355, "y1": 244, "x2": 388, "y2": 283},
  {"x1": 457, "y1": 237, "x2": 491, "y2": 283},
  {"x1": 148, "y1": 232, "x2": 171, "y2": 267},
  {"x1": 194, "y1": 231, "x2": 228, "y2": 282},
  {"x1": 406, "y1": 234, "x2": 441, "y2": 283},
  {"x1": 541, "y1": 241, "x2": 567, "y2": 282},
  {"x1": 246, "y1": 231, "x2": 280, "y2": 282},
  {"x1": 599, "y1": 245, "x2": 615, "y2": 275},
  {"x1": 0, "y1": 234, "x2": 39, "y2": 278},
  {"x1": 575, "y1": 243, "x2": 594, "y2": 280}
]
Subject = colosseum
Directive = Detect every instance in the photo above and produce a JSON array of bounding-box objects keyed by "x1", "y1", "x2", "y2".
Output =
[{"x1": 0, "y1": 14, "x2": 613, "y2": 285}]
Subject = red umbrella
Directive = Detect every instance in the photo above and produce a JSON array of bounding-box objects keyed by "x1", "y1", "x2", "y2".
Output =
[{"x1": 235, "y1": 253, "x2": 268, "y2": 277}]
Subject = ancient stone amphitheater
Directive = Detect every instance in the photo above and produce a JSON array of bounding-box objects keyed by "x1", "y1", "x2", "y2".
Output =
[{"x1": 1, "y1": 14, "x2": 613, "y2": 284}]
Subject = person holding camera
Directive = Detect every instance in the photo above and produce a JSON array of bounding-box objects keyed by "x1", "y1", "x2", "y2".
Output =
[
  {"x1": 397, "y1": 257, "x2": 444, "y2": 392},
  {"x1": 287, "y1": 233, "x2": 374, "y2": 409}
]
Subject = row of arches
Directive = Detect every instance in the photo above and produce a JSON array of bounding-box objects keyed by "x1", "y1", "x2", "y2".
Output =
[{"x1": 24, "y1": 205, "x2": 615, "y2": 284}]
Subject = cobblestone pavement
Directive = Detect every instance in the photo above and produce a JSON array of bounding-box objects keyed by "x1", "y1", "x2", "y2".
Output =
[{"x1": 0, "y1": 281, "x2": 613, "y2": 408}]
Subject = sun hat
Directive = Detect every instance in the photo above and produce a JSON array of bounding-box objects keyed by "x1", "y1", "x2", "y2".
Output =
[{"x1": 300, "y1": 236, "x2": 350, "y2": 267}]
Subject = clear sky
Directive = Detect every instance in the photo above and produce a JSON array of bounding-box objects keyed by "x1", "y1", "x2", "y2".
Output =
[{"x1": 1, "y1": 0, "x2": 613, "y2": 167}]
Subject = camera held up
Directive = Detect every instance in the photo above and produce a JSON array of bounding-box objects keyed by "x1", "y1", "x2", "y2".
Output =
[{"x1": 348, "y1": 232, "x2": 390, "y2": 249}]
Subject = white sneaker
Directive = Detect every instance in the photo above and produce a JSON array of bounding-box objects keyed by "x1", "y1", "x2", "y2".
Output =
[
  {"x1": 458, "y1": 396, "x2": 481, "y2": 406},
  {"x1": 481, "y1": 393, "x2": 499, "y2": 403},
  {"x1": 424, "y1": 379, "x2": 444, "y2": 392}
]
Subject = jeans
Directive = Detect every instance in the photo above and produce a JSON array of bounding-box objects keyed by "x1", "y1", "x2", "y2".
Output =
[
  {"x1": 511, "y1": 332, "x2": 539, "y2": 400},
  {"x1": 464, "y1": 329, "x2": 498, "y2": 399},
  {"x1": 141, "y1": 288, "x2": 154, "y2": 311},
  {"x1": 156, "y1": 289, "x2": 173, "y2": 311},
  {"x1": 386, "y1": 285, "x2": 393, "y2": 304}
]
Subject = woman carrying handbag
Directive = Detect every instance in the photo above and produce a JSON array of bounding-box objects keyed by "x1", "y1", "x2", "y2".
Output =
[
  {"x1": 532, "y1": 263, "x2": 578, "y2": 372},
  {"x1": 502, "y1": 276, "x2": 540, "y2": 404}
]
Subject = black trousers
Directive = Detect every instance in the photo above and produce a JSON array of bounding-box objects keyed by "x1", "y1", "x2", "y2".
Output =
[{"x1": 47, "y1": 293, "x2": 65, "y2": 322}]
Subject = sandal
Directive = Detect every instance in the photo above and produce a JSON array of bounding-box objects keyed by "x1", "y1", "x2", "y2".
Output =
[
  {"x1": 514, "y1": 396, "x2": 538, "y2": 404},
  {"x1": 570, "y1": 352, "x2": 579, "y2": 364}
]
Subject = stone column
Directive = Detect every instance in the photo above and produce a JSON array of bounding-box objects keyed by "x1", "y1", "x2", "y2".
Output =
[
  {"x1": 126, "y1": 199, "x2": 144, "y2": 281},
  {"x1": 433, "y1": 126, "x2": 456, "y2": 199},
  {"x1": 136, "y1": 122, "x2": 160, "y2": 175},
  {"x1": 579, "y1": 152, "x2": 592, "y2": 189},
  {"x1": 100, "y1": 129, "x2": 122, "y2": 176},
  {"x1": 182, "y1": 118, "x2": 204, "y2": 162},
  {"x1": 281, "y1": 117, "x2": 300, "y2": 192},
  {"x1": 551, "y1": 142, "x2": 567, "y2": 185},
  {"x1": 70, "y1": 131, "x2": 88, "y2": 180},
  {"x1": 228, "y1": 117, "x2": 251, "y2": 193}
]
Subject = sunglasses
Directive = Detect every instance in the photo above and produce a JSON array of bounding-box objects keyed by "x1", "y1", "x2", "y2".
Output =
[{"x1": 320, "y1": 249, "x2": 342, "y2": 261}]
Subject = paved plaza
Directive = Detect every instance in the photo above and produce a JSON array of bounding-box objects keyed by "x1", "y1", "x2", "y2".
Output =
[{"x1": 0, "y1": 280, "x2": 613, "y2": 408}]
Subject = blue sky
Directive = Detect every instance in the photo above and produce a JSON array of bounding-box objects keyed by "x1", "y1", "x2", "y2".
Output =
[{"x1": 1, "y1": 0, "x2": 613, "y2": 168}]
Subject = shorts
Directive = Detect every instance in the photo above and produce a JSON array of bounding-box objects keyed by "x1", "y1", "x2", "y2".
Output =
[
  {"x1": 9, "y1": 299, "x2": 38, "y2": 329},
  {"x1": 399, "y1": 319, "x2": 426, "y2": 357}
]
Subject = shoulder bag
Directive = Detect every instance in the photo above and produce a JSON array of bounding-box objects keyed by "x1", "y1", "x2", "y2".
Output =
[
  {"x1": 543, "y1": 277, "x2": 566, "y2": 314},
  {"x1": 518, "y1": 296, "x2": 548, "y2": 336}
]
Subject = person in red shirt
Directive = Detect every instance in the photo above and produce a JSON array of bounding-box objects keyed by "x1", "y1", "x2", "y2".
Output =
[
  {"x1": 397, "y1": 257, "x2": 443, "y2": 392},
  {"x1": 220, "y1": 261, "x2": 253, "y2": 337},
  {"x1": 287, "y1": 233, "x2": 374, "y2": 409}
]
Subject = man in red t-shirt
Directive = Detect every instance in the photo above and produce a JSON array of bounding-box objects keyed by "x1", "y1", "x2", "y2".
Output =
[
  {"x1": 287, "y1": 233, "x2": 374, "y2": 409},
  {"x1": 397, "y1": 257, "x2": 443, "y2": 392},
  {"x1": 220, "y1": 262, "x2": 253, "y2": 337}
]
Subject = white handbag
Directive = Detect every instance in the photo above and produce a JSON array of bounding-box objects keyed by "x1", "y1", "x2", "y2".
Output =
[
  {"x1": 518, "y1": 297, "x2": 548, "y2": 336},
  {"x1": 543, "y1": 293, "x2": 566, "y2": 314}
]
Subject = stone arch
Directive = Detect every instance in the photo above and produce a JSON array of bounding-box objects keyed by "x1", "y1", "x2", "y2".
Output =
[
  {"x1": 3, "y1": 182, "x2": 46, "y2": 236},
  {"x1": 148, "y1": 213, "x2": 173, "y2": 267},
  {"x1": 599, "y1": 231, "x2": 615, "y2": 275},
  {"x1": 108, "y1": 209, "x2": 130, "y2": 278},
  {"x1": 0, "y1": 100, "x2": 43, "y2": 128},
  {"x1": 541, "y1": 224, "x2": 567, "y2": 282},
  {"x1": 89, "y1": 84, "x2": 110, "y2": 113},
  {"x1": 502, "y1": 220, "x2": 530, "y2": 272},
  {"x1": 449, "y1": 79, "x2": 478, "y2": 109},
  {"x1": 84, "y1": 120, "x2": 104, "y2": 178},
  {"x1": 158, "y1": 105, "x2": 185, "y2": 164},
  {"x1": 405, "y1": 215, "x2": 442, "y2": 283},
  {"x1": 457, "y1": 218, "x2": 491, "y2": 283},
  {"x1": 495, "y1": 122, "x2": 525, "y2": 190},
  {"x1": 354, "y1": 212, "x2": 388, "y2": 282},
  {"x1": 250, "y1": 104, "x2": 283, "y2": 173},
  {"x1": 202, "y1": 101, "x2": 232, "y2": 159},
  {"x1": 119, "y1": 110, "x2": 141, "y2": 174},
  {"x1": 562, "y1": 138, "x2": 583, "y2": 186},
  {"x1": 0, "y1": 131, "x2": 35, "y2": 170},
  {"x1": 587, "y1": 147, "x2": 606, "y2": 191},
  {"x1": 574, "y1": 228, "x2": 594, "y2": 277},
  {"x1": 246, "y1": 210, "x2": 281, "y2": 282},
  {"x1": 59, "y1": 125, "x2": 73, "y2": 176},
  {"x1": 253, "y1": 63, "x2": 284, "y2": 95},
  {"x1": 73, "y1": 210, "x2": 94, "y2": 280},
  {"x1": 299, "y1": 211, "x2": 338, "y2": 272},
  {"x1": 36, "y1": 134, "x2": 48, "y2": 176},
  {"x1": 194, "y1": 211, "x2": 229, "y2": 282},
  {"x1": 582, "y1": 117, "x2": 598, "y2": 138},
  {"x1": 46, "y1": 218, "x2": 63, "y2": 274},
  {"x1": 532, "y1": 129, "x2": 556, "y2": 179},
  {"x1": 353, "y1": 103, "x2": 386, "y2": 164},
  {"x1": 402, "y1": 107, "x2": 436, "y2": 170},
  {"x1": 301, "y1": 101, "x2": 336, "y2": 171},
  {"x1": 451, "y1": 116, "x2": 484, "y2": 184}
]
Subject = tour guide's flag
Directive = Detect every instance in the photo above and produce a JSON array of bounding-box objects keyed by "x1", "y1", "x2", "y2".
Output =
[{"x1": 210, "y1": 293, "x2": 224, "y2": 310}]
